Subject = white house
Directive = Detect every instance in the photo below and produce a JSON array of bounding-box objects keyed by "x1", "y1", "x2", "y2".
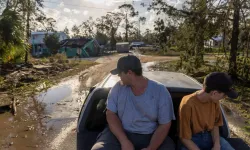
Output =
[
  {"x1": 29, "y1": 32, "x2": 68, "y2": 57},
  {"x1": 204, "y1": 36, "x2": 223, "y2": 48}
]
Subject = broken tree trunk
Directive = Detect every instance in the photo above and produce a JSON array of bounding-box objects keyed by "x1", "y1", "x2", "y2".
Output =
[{"x1": 11, "y1": 97, "x2": 17, "y2": 116}]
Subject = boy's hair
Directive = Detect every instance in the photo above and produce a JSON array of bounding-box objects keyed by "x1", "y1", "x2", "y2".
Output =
[{"x1": 202, "y1": 72, "x2": 238, "y2": 99}]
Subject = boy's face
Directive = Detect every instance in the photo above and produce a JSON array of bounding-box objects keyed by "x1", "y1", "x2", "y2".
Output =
[{"x1": 209, "y1": 90, "x2": 227, "y2": 102}]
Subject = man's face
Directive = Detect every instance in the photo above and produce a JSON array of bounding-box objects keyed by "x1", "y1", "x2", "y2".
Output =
[
  {"x1": 118, "y1": 71, "x2": 130, "y2": 85},
  {"x1": 210, "y1": 90, "x2": 227, "y2": 102}
]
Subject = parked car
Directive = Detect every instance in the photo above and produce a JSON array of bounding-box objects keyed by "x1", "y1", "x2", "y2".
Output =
[{"x1": 77, "y1": 71, "x2": 250, "y2": 150}]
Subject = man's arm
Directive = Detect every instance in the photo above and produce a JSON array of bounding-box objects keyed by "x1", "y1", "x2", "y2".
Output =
[
  {"x1": 106, "y1": 110, "x2": 134, "y2": 149},
  {"x1": 146, "y1": 122, "x2": 171, "y2": 150},
  {"x1": 144, "y1": 86, "x2": 175, "y2": 150},
  {"x1": 106, "y1": 82, "x2": 134, "y2": 149},
  {"x1": 180, "y1": 138, "x2": 200, "y2": 150}
]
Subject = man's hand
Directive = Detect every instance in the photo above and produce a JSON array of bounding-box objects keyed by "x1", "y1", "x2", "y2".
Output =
[{"x1": 121, "y1": 139, "x2": 134, "y2": 150}]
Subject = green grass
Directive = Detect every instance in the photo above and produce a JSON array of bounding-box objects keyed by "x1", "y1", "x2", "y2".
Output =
[
  {"x1": 244, "y1": 126, "x2": 250, "y2": 136},
  {"x1": 0, "y1": 76, "x2": 4, "y2": 84},
  {"x1": 139, "y1": 49, "x2": 181, "y2": 56}
]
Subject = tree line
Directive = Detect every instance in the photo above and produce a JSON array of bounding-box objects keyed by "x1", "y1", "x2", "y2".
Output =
[
  {"x1": 1, "y1": 0, "x2": 250, "y2": 80},
  {"x1": 149, "y1": 0, "x2": 250, "y2": 79},
  {"x1": 0, "y1": 0, "x2": 56, "y2": 64}
]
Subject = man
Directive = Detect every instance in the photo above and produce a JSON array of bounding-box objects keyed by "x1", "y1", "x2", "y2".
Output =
[
  {"x1": 179, "y1": 72, "x2": 237, "y2": 150},
  {"x1": 92, "y1": 55, "x2": 176, "y2": 150}
]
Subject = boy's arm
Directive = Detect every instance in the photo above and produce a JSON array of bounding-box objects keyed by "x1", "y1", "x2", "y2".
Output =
[
  {"x1": 179, "y1": 102, "x2": 199, "y2": 150},
  {"x1": 211, "y1": 126, "x2": 220, "y2": 150},
  {"x1": 212, "y1": 103, "x2": 224, "y2": 149},
  {"x1": 180, "y1": 138, "x2": 200, "y2": 150}
]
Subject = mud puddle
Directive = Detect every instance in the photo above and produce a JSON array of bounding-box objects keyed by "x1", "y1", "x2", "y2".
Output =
[
  {"x1": 142, "y1": 62, "x2": 156, "y2": 71},
  {"x1": 0, "y1": 97, "x2": 47, "y2": 149},
  {"x1": 39, "y1": 73, "x2": 91, "y2": 150},
  {"x1": 0, "y1": 69, "x2": 90, "y2": 150}
]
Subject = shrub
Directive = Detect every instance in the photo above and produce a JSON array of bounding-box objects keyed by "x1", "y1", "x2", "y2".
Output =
[{"x1": 49, "y1": 53, "x2": 68, "y2": 63}]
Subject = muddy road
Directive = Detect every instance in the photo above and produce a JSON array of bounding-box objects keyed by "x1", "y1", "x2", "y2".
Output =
[{"x1": 0, "y1": 52, "x2": 178, "y2": 150}]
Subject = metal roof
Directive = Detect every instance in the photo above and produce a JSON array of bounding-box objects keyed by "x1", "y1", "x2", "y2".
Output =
[
  {"x1": 116, "y1": 42, "x2": 129, "y2": 45},
  {"x1": 99, "y1": 71, "x2": 202, "y2": 92}
]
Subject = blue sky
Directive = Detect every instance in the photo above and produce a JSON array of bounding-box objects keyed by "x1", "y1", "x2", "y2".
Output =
[{"x1": 42, "y1": 0, "x2": 183, "y2": 33}]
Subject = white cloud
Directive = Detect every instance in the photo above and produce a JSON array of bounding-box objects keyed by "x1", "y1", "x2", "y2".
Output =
[
  {"x1": 175, "y1": 0, "x2": 185, "y2": 9},
  {"x1": 40, "y1": 0, "x2": 180, "y2": 33},
  {"x1": 131, "y1": 17, "x2": 138, "y2": 22},
  {"x1": 83, "y1": 0, "x2": 104, "y2": 4},
  {"x1": 43, "y1": 8, "x2": 61, "y2": 19},
  {"x1": 72, "y1": 9, "x2": 80, "y2": 14},
  {"x1": 59, "y1": 2, "x2": 64, "y2": 8},
  {"x1": 56, "y1": 16, "x2": 80, "y2": 32},
  {"x1": 112, "y1": 8, "x2": 120, "y2": 13},
  {"x1": 83, "y1": 10, "x2": 89, "y2": 16},
  {"x1": 83, "y1": 0, "x2": 142, "y2": 5},
  {"x1": 106, "y1": 1, "x2": 114, "y2": 6},
  {"x1": 112, "y1": 0, "x2": 142, "y2": 3},
  {"x1": 63, "y1": 8, "x2": 71, "y2": 13}
]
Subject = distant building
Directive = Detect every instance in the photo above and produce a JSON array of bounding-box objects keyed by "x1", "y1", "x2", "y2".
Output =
[
  {"x1": 59, "y1": 38, "x2": 101, "y2": 58},
  {"x1": 116, "y1": 42, "x2": 130, "y2": 53},
  {"x1": 29, "y1": 32, "x2": 68, "y2": 57},
  {"x1": 130, "y1": 41, "x2": 145, "y2": 49},
  {"x1": 204, "y1": 36, "x2": 223, "y2": 48}
]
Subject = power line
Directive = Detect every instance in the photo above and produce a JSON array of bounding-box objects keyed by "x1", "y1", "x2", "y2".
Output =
[{"x1": 43, "y1": 1, "x2": 114, "y2": 10}]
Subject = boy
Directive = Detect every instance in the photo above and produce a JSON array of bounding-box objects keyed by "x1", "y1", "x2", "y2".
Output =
[{"x1": 179, "y1": 72, "x2": 237, "y2": 150}]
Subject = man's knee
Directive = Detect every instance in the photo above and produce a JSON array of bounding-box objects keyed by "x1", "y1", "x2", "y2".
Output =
[
  {"x1": 158, "y1": 136, "x2": 175, "y2": 150},
  {"x1": 220, "y1": 137, "x2": 235, "y2": 150},
  {"x1": 91, "y1": 127, "x2": 121, "y2": 150}
]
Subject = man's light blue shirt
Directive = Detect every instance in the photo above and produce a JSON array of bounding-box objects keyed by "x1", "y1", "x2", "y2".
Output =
[{"x1": 107, "y1": 79, "x2": 176, "y2": 134}]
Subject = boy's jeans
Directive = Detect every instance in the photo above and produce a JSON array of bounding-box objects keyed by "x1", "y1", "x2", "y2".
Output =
[{"x1": 181, "y1": 131, "x2": 235, "y2": 150}]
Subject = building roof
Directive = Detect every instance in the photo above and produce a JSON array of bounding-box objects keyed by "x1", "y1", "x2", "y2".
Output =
[
  {"x1": 116, "y1": 42, "x2": 129, "y2": 45},
  {"x1": 212, "y1": 36, "x2": 223, "y2": 42},
  {"x1": 60, "y1": 38, "x2": 93, "y2": 47}
]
